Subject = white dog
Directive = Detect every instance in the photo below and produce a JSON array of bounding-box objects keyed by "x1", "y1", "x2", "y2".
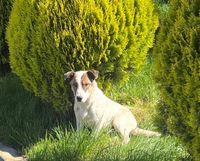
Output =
[{"x1": 64, "y1": 70, "x2": 160, "y2": 144}]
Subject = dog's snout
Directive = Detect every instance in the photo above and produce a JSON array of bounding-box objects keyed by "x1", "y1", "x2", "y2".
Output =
[{"x1": 76, "y1": 96, "x2": 83, "y2": 102}]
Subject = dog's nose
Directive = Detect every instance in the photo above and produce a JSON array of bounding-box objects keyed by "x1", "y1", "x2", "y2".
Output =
[{"x1": 76, "y1": 96, "x2": 82, "y2": 102}]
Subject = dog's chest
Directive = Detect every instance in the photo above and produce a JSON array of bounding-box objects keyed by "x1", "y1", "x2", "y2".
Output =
[{"x1": 75, "y1": 103, "x2": 100, "y2": 127}]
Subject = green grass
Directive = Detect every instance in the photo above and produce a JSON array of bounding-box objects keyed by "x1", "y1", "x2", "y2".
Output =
[
  {"x1": 108, "y1": 59, "x2": 159, "y2": 106},
  {"x1": 107, "y1": 59, "x2": 160, "y2": 125},
  {"x1": 26, "y1": 128, "x2": 190, "y2": 161},
  {"x1": 0, "y1": 61, "x2": 191, "y2": 160}
]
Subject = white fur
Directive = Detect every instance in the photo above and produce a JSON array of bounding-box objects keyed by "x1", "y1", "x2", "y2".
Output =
[{"x1": 66, "y1": 71, "x2": 161, "y2": 144}]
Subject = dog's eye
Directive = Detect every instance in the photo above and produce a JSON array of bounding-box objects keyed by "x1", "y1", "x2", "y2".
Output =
[
  {"x1": 83, "y1": 83, "x2": 90, "y2": 87},
  {"x1": 73, "y1": 83, "x2": 78, "y2": 88}
]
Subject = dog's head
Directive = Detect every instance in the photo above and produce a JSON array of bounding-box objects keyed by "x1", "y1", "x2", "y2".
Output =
[{"x1": 64, "y1": 70, "x2": 99, "y2": 103}]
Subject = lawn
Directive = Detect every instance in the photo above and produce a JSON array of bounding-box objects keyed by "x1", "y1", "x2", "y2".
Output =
[{"x1": 0, "y1": 59, "x2": 191, "y2": 161}]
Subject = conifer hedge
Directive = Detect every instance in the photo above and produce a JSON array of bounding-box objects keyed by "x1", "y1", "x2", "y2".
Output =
[
  {"x1": 0, "y1": 0, "x2": 13, "y2": 75},
  {"x1": 7, "y1": 0, "x2": 158, "y2": 110},
  {"x1": 153, "y1": 0, "x2": 200, "y2": 160}
]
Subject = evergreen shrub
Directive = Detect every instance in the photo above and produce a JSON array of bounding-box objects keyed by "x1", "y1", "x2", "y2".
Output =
[
  {"x1": 7, "y1": 0, "x2": 158, "y2": 110},
  {"x1": 153, "y1": 0, "x2": 200, "y2": 160},
  {"x1": 0, "y1": 0, "x2": 13, "y2": 75}
]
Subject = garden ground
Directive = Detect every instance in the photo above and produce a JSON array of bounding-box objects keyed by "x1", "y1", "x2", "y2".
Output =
[{"x1": 0, "y1": 60, "x2": 192, "y2": 161}]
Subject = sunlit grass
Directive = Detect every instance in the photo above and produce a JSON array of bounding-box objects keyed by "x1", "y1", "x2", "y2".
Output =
[
  {"x1": 108, "y1": 59, "x2": 159, "y2": 107},
  {"x1": 26, "y1": 127, "x2": 189, "y2": 161}
]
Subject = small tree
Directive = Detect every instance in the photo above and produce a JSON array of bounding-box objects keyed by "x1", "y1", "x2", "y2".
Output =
[
  {"x1": 7, "y1": 0, "x2": 158, "y2": 110},
  {"x1": 153, "y1": 0, "x2": 200, "y2": 160}
]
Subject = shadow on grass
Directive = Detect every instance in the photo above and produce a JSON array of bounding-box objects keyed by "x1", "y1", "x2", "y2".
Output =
[{"x1": 0, "y1": 73, "x2": 75, "y2": 151}]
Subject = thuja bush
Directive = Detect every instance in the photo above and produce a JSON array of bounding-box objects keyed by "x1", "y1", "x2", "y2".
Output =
[
  {"x1": 153, "y1": 0, "x2": 200, "y2": 160},
  {"x1": 7, "y1": 0, "x2": 158, "y2": 110},
  {"x1": 0, "y1": 0, "x2": 13, "y2": 75}
]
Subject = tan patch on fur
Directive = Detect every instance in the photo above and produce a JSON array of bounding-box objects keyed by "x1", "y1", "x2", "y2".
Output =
[{"x1": 81, "y1": 73, "x2": 92, "y2": 91}]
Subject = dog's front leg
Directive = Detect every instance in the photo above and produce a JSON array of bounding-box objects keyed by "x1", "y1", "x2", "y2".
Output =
[
  {"x1": 76, "y1": 117, "x2": 82, "y2": 132},
  {"x1": 74, "y1": 106, "x2": 82, "y2": 132},
  {"x1": 75, "y1": 113, "x2": 83, "y2": 132}
]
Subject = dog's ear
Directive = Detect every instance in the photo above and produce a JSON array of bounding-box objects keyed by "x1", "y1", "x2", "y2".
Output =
[
  {"x1": 64, "y1": 71, "x2": 75, "y2": 81},
  {"x1": 87, "y1": 70, "x2": 99, "y2": 82}
]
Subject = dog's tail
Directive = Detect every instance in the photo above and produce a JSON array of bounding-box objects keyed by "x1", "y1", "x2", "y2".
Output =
[{"x1": 131, "y1": 127, "x2": 161, "y2": 137}]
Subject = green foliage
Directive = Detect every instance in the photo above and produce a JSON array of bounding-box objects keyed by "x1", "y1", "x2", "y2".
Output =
[
  {"x1": 0, "y1": 74, "x2": 69, "y2": 149},
  {"x1": 155, "y1": 0, "x2": 169, "y2": 4},
  {"x1": 0, "y1": 0, "x2": 13, "y2": 75},
  {"x1": 6, "y1": 0, "x2": 158, "y2": 110},
  {"x1": 154, "y1": 0, "x2": 169, "y2": 21},
  {"x1": 153, "y1": 0, "x2": 200, "y2": 160}
]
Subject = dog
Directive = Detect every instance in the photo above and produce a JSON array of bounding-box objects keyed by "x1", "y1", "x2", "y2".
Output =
[{"x1": 64, "y1": 70, "x2": 161, "y2": 144}]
